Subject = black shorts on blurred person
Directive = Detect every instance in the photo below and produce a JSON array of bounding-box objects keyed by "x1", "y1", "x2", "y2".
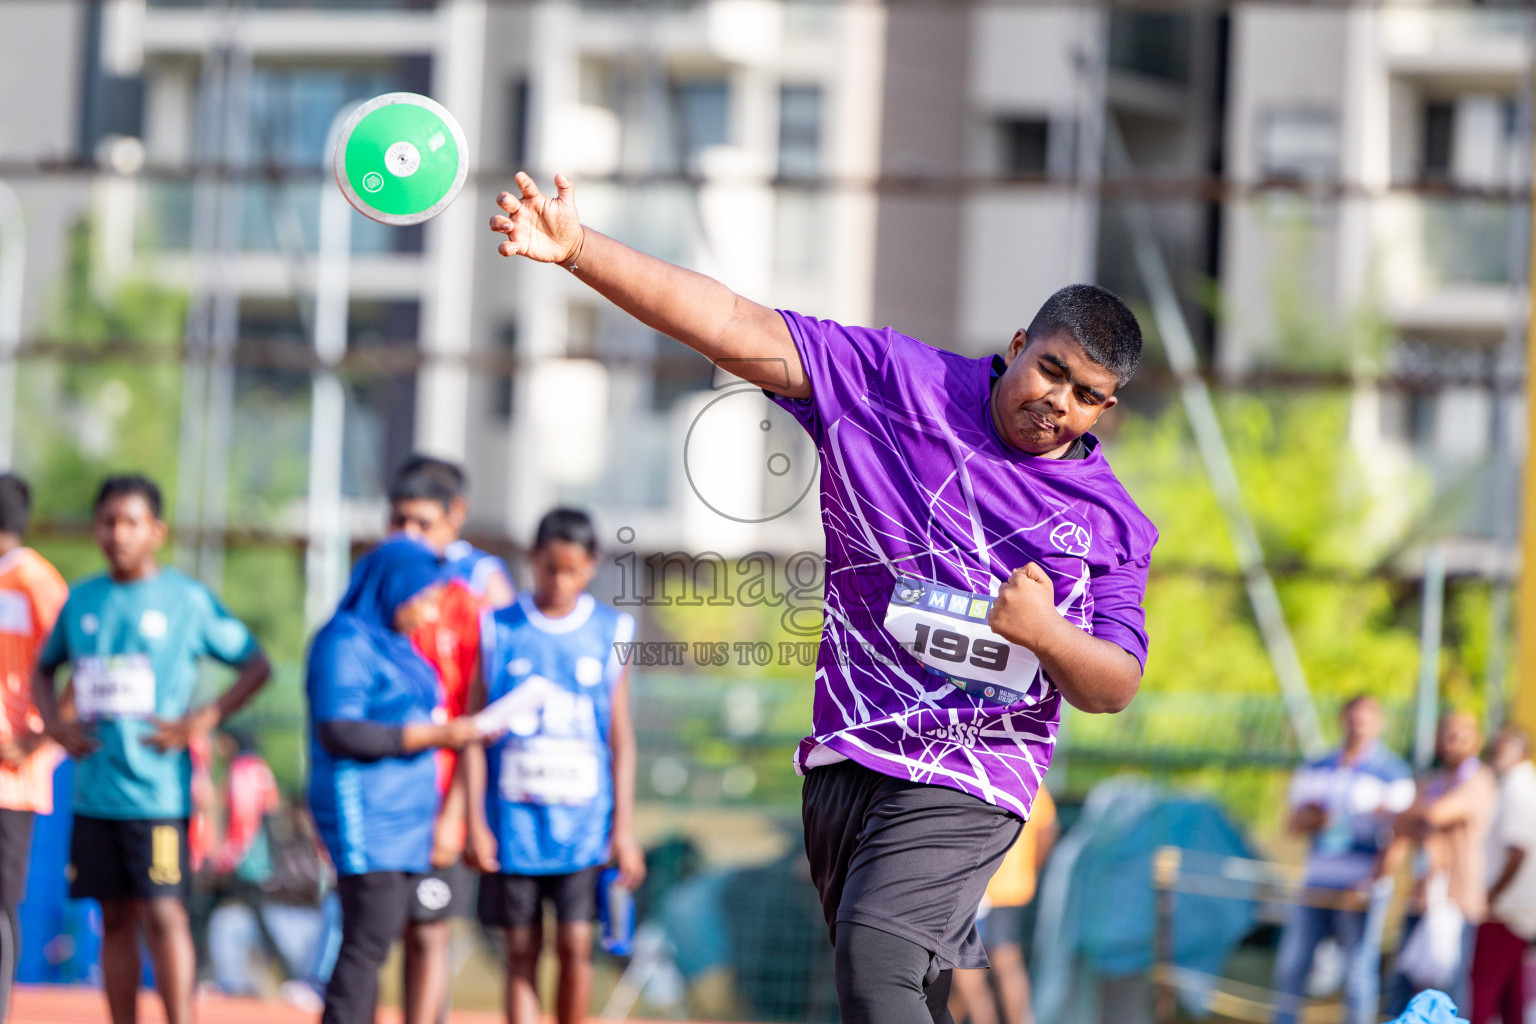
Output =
[
  {"x1": 69, "y1": 816, "x2": 191, "y2": 902},
  {"x1": 409, "y1": 862, "x2": 475, "y2": 923},
  {"x1": 477, "y1": 865, "x2": 603, "y2": 928},
  {"x1": 0, "y1": 811, "x2": 32, "y2": 911},
  {"x1": 981, "y1": 904, "x2": 1025, "y2": 951}
]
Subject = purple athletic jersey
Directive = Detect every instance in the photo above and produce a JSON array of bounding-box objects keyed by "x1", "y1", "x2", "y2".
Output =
[{"x1": 768, "y1": 311, "x2": 1158, "y2": 819}]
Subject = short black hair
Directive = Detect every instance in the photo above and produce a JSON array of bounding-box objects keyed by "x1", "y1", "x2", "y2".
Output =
[
  {"x1": 0, "y1": 474, "x2": 30, "y2": 535},
  {"x1": 95, "y1": 474, "x2": 164, "y2": 519},
  {"x1": 534, "y1": 507, "x2": 597, "y2": 555},
  {"x1": 1026, "y1": 284, "x2": 1143, "y2": 387},
  {"x1": 388, "y1": 455, "x2": 466, "y2": 513}
]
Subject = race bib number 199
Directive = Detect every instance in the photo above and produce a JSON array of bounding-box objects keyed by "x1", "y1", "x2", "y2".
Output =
[
  {"x1": 73, "y1": 655, "x2": 157, "y2": 720},
  {"x1": 883, "y1": 576, "x2": 1041, "y2": 706}
]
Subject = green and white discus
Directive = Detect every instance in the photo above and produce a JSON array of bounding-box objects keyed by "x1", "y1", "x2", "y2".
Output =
[{"x1": 334, "y1": 93, "x2": 468, "y2": 226}]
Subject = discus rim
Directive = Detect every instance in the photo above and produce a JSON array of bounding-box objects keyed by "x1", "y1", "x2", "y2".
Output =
[{"x1": 333, "y1": 92, "x2": 469, "y2": 227}]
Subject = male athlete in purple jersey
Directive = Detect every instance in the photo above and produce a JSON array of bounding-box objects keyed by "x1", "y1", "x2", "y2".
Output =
[{"x1": 489, "y1": 173, "x2": 1156, "y2": 1024}]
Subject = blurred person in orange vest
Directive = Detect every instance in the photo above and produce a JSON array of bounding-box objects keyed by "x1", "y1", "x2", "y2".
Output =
[
  {"x1": 0, "y1": 473, "x2": 67, "y2": 1022},
  {"x1": 949, "y1": 786, "x2": 1059, "y2": 1024},
  {"x1": 385, "y1": 456, "x2": 506, "y2": 1024}
]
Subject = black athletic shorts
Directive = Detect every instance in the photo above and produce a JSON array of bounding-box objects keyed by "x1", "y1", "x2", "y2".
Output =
[
  {"x1": 0, "y1": 811, "x2": 33, "y2": 908},
  {"x1": 68, "y1": 815, "x2": 190, "y2": 902},
  {"x1": 409, "y1": 861, "x2": 476, "y2": 923},
  {"x1": 477, "y1": 865, "x2": 603, "y2": 928},
  {"x1": 981, "y1": 903, "x2": 1026, "y2": 951},
  {"x1": 801, "y1": 759, "x2": 1022, "y2": 971}
]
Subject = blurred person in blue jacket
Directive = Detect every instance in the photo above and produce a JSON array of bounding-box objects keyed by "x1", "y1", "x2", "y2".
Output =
[
  {"x1": 305, "y1": 537, "x2": 481, "y2": 1024},
  {"x1": 1272, "y1": 695, "x2": 1414, "y2": 1024}
]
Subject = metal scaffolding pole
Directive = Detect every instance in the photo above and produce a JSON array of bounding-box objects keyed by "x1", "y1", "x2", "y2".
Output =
[
  {"x1": 303, "y1": 115, "x2": 354, "y2": 629},
  {"x1": 1415, "y1": 544, "x2": 1447, "y2": 769},
  {"x1": 1108, "y1": 123, "x2": 1327, "y2": 760},
  {"x1": 174, "y1": 0, "x2": 251, "y2": 588},
  {"x1": 1516, "y1": 34, "x2": 1536, "y2": 739}
]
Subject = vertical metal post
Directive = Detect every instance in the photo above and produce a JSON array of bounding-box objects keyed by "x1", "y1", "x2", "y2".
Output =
[
  {"x1": 1486, "y1": 20, "x2": 1535, "y2": 734},
  {"x1": 1516, "y1": 16, "x2": 1536, "y2": 741},
  {"x1": 303, "y1": 115, "x2": 353, "y2": 629},
  {"x1": 193, "y1": 8, "x2": 251, "y2": 591},
  {"x1": 175, "y1": 0, "x2": 250, "y2": 587},
  {"x1": 1108, "y1": 123, "x2": 1327, "y2": 759},
  {"x1": 0, "y1": 182, "x2": 23, "y2": 470},
  {"x1": 1415, "y1": 544, "x2": 1447, "y2": 770}
]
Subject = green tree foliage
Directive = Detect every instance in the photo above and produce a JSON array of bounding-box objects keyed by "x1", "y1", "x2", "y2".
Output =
[
  {"x1": 1110, "y1": 392, "x2": 1460, "y2": 713},
  {"x1": 20, "y1": 220, "x2": 186, "y2": 534}
]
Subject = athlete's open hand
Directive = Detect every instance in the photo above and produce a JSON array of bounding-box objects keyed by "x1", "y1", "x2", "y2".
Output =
[
  {"x1": 144, "y1": 704, "x2": 220, "y2": 752},
  {"x1": 612, "y1": 832, "x2": 646, "y2": 890},
  {"x1": 988, "y1": 563, "x2": 1059, "y2": 650},
  {"x1": 489, "y1": 172, "x2": 584, "y2": 266}
]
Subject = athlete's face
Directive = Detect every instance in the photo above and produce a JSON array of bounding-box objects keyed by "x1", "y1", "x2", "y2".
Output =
[
  {"x1": 393, "y1": 584, "x2": 445, "y2": 633},
  {"x1": 93, "y1": 494, "x2": 167, "y2": 581},
  {"x1": 992, "y1": 330, "x2": 1119, "y2": 457},
  {"x1": 531, "y1": 540, "x2": 596, "y2": 616},
  {"x1": 388, "y1": 497, "x2": 464, "y2": 553}
]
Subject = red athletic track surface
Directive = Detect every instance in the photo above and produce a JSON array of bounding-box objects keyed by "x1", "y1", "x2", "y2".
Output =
[
  {"x1": 11, "y1": 985, "x2": 721, "y2": 1024},
  {"x1": 14, "y1": 986, "x2": 330, "y2": 1023}
]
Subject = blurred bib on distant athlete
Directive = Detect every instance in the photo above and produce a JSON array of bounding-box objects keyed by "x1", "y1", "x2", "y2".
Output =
[
  {"x1": 883, "y1": 576, "x2": 1040, "y2": 706},
  {"x1": 499, "y1": 736, "x2": 601, "y2": 806},
  {"x1": 73, "y1": 654, "x2": 156, "y2": 719}
]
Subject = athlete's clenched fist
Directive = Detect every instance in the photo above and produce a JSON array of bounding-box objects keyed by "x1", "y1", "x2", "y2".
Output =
[{"x1": 988, "y1": 563, "x2": 1057, "y2": 650}]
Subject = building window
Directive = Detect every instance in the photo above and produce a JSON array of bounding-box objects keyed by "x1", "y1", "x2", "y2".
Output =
[
  {"x1": 669, "y1": 78, "x2": 730, "y2": 171},
  {"x1": 998, "y1": 118, "x2": 1050, "y2": 178},
  {"x1": 778, "y1": 85, "x2": 822, "y2": 179},
  {"x1": 1419, "y1": 94, "x2": 1522, "y2": 187},
  {"x1": 494, "y1": 323, "x2": 517, "y2": 422},
  {"x1": 1258, "y1": 110, "x2": 1339, "y2": 183},
  {"x1": 1108, "y1": 11, "x2": 1191, "y2": 84},
  {"x1": 507, "y1": 78, "x2": 530, "y2": 166},
  {"x1": 1421, "y1": 100, "x2": 1456, "y2": 182}
]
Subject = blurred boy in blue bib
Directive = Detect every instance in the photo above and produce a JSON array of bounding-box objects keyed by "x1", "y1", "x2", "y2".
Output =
[{"x1": 466, "y1": 508, "x2": 644, "y2": 1024}]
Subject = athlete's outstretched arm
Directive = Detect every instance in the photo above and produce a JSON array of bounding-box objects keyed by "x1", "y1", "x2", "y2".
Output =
[
  {"x1": 988, "y1": 564, "x2": 1141, "y2": 714},
  {"x1": 489, "y1": 173, "x2": 808, "y2": 399}
]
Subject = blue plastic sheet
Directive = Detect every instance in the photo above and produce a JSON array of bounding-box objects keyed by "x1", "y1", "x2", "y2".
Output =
[
  {"x1": 1032, "y1": 779, "x2": 1257, "y2": 1020},
  {"x1": 1391, "y1": 989, "x2": 1469, "y2": 1024},
  {"x1": 17, "y1": 759, "x2": 102, "y2": 985}
]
